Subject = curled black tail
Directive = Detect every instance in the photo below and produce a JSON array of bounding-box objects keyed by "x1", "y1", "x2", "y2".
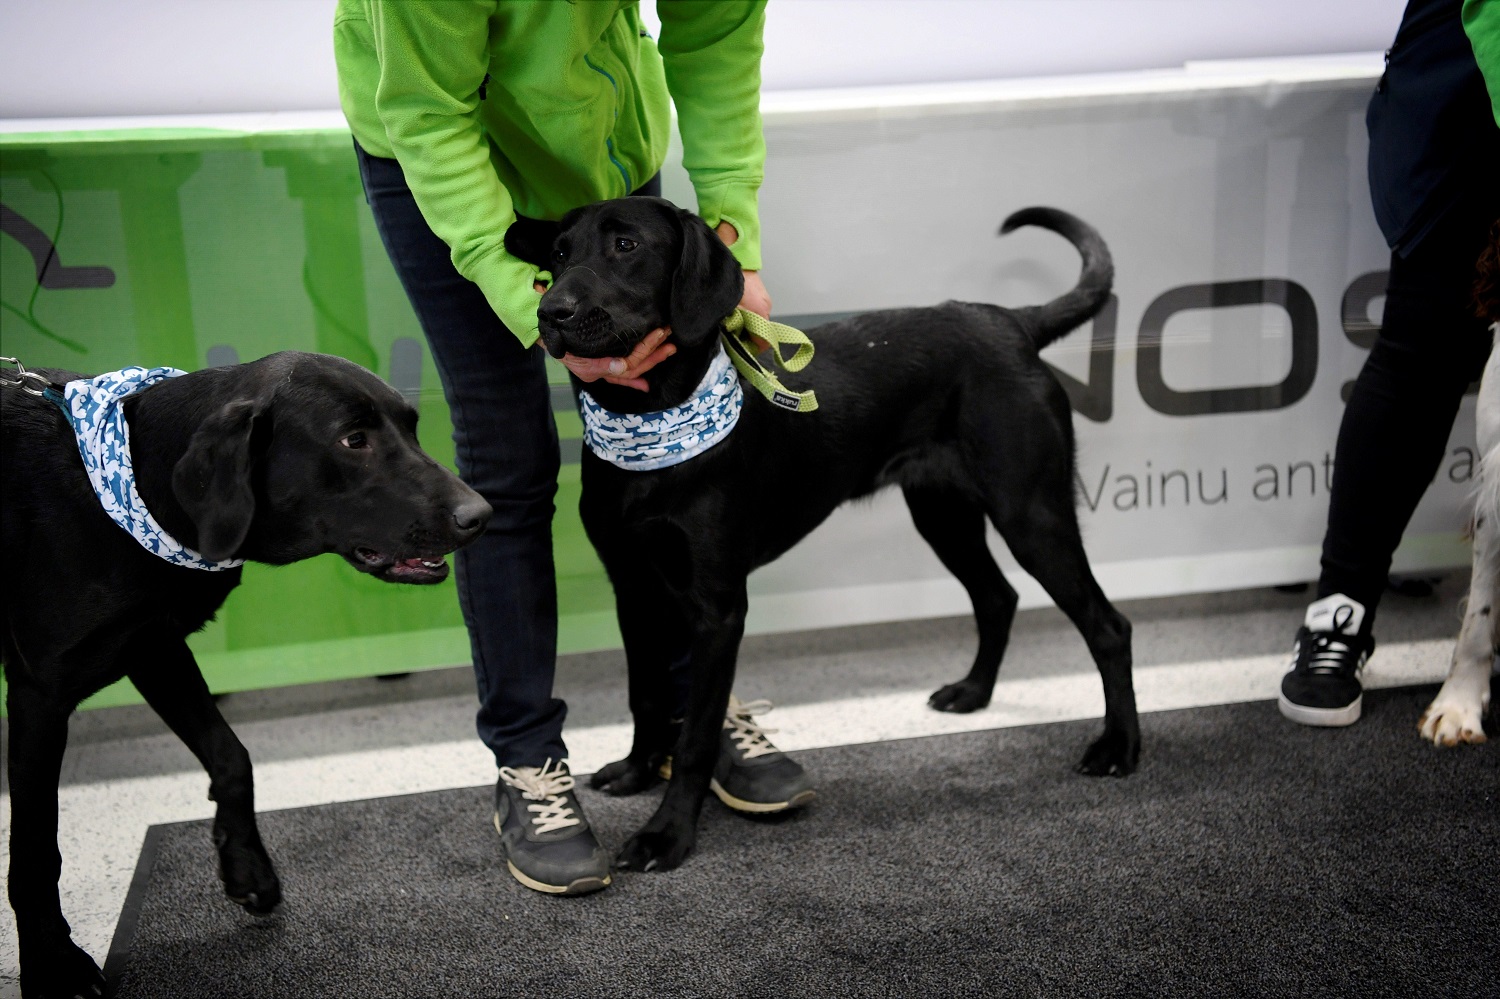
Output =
[{"x1": 1000, "y1": 207, "x2": 1113, "y2": 351}]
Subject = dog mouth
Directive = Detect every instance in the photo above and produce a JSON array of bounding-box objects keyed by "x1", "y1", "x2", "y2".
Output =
[
  {"x1": 539, "y1": 307, "x2": 638, "y2": 360},
  {"x1": 348, "y1": 546, "x2": 451, "y2": 584}
]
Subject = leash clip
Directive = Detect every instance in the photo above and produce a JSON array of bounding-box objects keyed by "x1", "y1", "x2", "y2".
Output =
[{"x1": 0, "y1": 356, "x2": 61, "y2": 398}]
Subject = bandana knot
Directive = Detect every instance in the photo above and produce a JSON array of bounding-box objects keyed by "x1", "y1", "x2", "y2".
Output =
[{"x1": 58, "y1": 366, "x2": 245, "y2": 571}]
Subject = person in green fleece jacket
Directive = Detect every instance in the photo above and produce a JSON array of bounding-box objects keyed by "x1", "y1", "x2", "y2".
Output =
[
  {"x1": 335, "y1": 0, "x2": 812, "y2": 897},
  {"x1": 1466, "y1": 0, "x2": 1500, "y2": 123}
]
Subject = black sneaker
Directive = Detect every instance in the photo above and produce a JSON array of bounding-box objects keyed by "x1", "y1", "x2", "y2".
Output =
[
  {"x1": 711, "y1": 696, "x2": 816, "y2": 813},
  {"x1": 494, "y1": 759, "x2": 611, "y2": 895},
  {"x1": 1278, "y1": 593, "x2": 1374, "y2": 727}
]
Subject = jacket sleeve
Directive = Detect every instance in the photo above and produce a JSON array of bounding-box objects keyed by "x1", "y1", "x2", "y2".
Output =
[
  {"x1": 366, "y1": 1, "x2": 543, "y2": 346},
  {"x1": 656, "y1": 0, "x2": 768, "y2": 271},
  {"x1": 1465, "y1": 0, "x2": 1500, "y2": 127}
]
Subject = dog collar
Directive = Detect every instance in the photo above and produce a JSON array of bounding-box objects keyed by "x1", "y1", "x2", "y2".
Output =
[
  {"x1": 54, "y1": 366, "x2": 245, "y2": 571},
  {"x1": 578, "y1": 344, "x2": 743, "y2": 471}
]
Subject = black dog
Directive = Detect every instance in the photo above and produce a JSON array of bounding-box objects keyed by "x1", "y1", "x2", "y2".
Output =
[
  {"x1": 1, "y1": 351, "x2": 490, "y2": 998},
  {"x1": 506, "y1": 198, "x2": 1138, "y2": 874}
]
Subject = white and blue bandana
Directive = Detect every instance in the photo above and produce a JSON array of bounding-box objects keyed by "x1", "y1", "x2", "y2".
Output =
[
  {"x1": 578, "y1": 345, "x2": 743, "y2": 471},
  {"x1": 58, "y1": 366, "x2": 245, "y2": 571}
]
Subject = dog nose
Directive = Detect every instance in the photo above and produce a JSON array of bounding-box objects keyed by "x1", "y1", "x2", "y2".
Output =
[
  {"x1": 539, "y1": 293, "x2": 579, "y2": 325},
  {"x1": 452, "y1": 495, "x2": 492, "y2": 537}
]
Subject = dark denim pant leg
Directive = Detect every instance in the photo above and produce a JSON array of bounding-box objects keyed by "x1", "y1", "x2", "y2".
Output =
[{"x1": 355, "y1": 144, "x2": 567, "y2": 768}]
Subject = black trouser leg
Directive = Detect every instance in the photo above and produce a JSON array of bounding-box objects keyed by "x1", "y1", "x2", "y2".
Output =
[{"x1": 1318, "y1": 198, "x2": 1498, "y2": 627}]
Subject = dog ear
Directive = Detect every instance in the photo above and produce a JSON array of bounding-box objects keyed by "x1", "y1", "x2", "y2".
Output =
[
  {"x1": 669, "y1": 208, "x2": 745, "y2": 345},
  {"x1": 504, "y1": 216, "x2": 562, "y2": 271},
  {"x1": 171, "y1": 398, "x2": 264, "y2": 562}
]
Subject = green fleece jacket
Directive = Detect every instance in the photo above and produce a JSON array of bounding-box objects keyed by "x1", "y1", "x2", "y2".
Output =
[
  {"x1": 1466, "y1": 0, "x2": 1500, "y2": 125},
  {"x1": 334, "y1": 0, "x2": 766, "y2": 348}
]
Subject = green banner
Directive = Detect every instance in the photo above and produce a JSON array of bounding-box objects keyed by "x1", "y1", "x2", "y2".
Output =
[{"x1": 0, "y1": 125, "x2": 618, "y2": 710}]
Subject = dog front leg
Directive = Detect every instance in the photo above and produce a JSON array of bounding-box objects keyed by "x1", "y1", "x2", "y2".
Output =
[
  {"x1": 590, "y1": 568, "x2": 688, "y2": 796},
  {"x1": 128, "y1": 642, "x2": 281, "y2": 915},
  {"x1": 615, "y1": 587, "x2": 746, "y2": 872},
  {"x1": 6, "y1": 678, "x2": 107, "y2": 998}
]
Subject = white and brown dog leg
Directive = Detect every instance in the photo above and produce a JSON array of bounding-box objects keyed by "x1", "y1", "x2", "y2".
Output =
[
  {"x1": 1420, "y1": 327, "x2": 1500, "y2": 746},
  {"x1": 1419, "y1": 499, "x2": 1495, "y2": 744}
]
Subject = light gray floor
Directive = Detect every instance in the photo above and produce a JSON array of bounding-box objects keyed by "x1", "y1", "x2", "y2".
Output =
[{"x1": 47, "y1": 576, "x2": 1465, "y2": 783}]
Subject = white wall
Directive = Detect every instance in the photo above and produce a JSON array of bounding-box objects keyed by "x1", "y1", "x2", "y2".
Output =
[{"x1": 0, "y1": 0, "x2": 1407, "y2": 120}]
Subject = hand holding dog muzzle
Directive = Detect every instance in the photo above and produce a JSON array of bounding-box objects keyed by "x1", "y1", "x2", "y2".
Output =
[
  {"x1": 562, "y1": 327, "x2": 676, "y2": 392},
  {"x1": 533, "y1": 277, "x2": 677, "y2": 392}
]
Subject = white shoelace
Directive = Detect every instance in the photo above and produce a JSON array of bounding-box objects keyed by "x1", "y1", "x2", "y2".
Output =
[
  {"x1": 497, "y1": 759, "x2": 581, "y2": 834},
  {"x1": 1305, "y1": 633, "x2": 1360, "y2": 673},
  {"x1": 724, "y1": 697, "x2": 781, "y2": 760}
]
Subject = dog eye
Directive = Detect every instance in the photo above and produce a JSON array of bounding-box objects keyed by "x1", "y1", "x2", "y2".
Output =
[
  {"x1": 341, "y1": 431, "x2": 370, "y2": 450},
  {"x1": 552, "y1": 248, "x2": 566, "y2": 263},
  {"x1": 614, "y1": 237, "x2": 637, "y2": 252}
]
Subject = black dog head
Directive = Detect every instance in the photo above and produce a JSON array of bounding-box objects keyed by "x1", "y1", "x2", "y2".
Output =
[
  {"x1": 506, "y1": 197, "x2": 743, "y2": 361},
  {"x1": 168, "y1": 352, "x2": 490, "y2": 583}
]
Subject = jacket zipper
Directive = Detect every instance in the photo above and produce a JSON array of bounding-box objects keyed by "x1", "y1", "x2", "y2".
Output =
[{"x1": 582, "y1": 53, "x2": 632, "y2": 196}]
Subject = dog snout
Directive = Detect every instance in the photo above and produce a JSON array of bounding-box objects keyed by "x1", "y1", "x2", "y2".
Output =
[
  {"x1": 452, "y1": 493, "x2": 492, "y2": 541},
  {"x1": 539, "y1": 292, "x2": 580, "y2": 326}
]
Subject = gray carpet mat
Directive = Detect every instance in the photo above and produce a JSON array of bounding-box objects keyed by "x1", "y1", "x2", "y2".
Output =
[{"x1": 105, "y1": 685, "x2": 1499, "y2": 998}]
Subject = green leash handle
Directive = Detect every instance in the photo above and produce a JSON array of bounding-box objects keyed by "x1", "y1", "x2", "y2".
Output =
[{"x1": 721, "y1": 308, "x2": 819, "y2": 413}]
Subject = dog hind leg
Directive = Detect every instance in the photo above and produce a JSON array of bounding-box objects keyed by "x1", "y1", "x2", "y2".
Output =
[
  {"x1": 1419, "y1": 487, "x2": 1496, "y2": 745},
  {"x1": 129, "y1": 642, "x2": 282, "y2": 914},
  {"x1": 905, "y1": 486, "x2": 1021, "y2": 713},
  {"x1": 995, "y1": 499, "x2": 1139, "y2": 776}
]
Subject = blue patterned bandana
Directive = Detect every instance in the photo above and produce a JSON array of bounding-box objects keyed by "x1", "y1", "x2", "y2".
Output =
[
  {"x1": 578, "y1": 345, "x2": 744, "y2": 471},
  {"x1": 57, "y1": 366, "x2": 245, "y2": 571}
]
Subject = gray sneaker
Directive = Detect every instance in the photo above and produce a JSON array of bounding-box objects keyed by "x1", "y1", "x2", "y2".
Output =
[
  {"x1": 711, "y1": 696, "x2": 816, "y2": 814},
  {"x1": 494, "y1": 759, "x2": 611, "y2": 895}
]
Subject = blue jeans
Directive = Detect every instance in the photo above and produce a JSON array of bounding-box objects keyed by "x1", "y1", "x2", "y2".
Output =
[{"x1": 356, "y1": 142, "x2": 662, "y2": 767}]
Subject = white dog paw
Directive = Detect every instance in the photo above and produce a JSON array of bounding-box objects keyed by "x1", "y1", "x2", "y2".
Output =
[{"x1": 1417, "y1": 700, "x2": 1489, "y2": 746}]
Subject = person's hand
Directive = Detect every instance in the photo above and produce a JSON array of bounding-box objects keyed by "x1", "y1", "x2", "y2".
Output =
[
  {"x1": 561, "y1": 328, "x2": 674, "y2": 392},
  {"x1": 740, "y1": 270, "x2": 772, "y2": 321},
  {"x1": 716, "y1": 222, "x2": 774, "y2": 348},
  {"x1": 536, "y1": 279, "x2": 675, "y2": 392}
]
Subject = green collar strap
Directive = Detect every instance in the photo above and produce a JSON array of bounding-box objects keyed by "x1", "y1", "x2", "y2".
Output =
[{"x1": 720, "y1": 308, "x2": 819, "y2": 413}]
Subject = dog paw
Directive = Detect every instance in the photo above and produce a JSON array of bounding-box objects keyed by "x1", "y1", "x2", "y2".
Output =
[
  {"x1": 20, "y1": 936, "x2": 105, "y2": 998},
  {"x1": 219, "y1": 843, "x2": 283, "y2": 916},
  {"x1": 589, "y1": 757, "x2": 663, "y2": 796},
  {"x1": 1075, "y1": 729, "x2": 1139, "y2": 778},
  {"x1": 615, "y1": 827, "x2": 695, "y2": 872},
  {"x1": 928, "y1": 680, "x2": 992, "y2": 714},
  {"x1": 1418, "y1": 699, "x2": 1489, "y2": 746}
]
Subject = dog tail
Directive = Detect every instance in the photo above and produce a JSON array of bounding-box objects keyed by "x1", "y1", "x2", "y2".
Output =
[{"x1": 1000, "y1": 207, "x2": 1114, "y2": 351}]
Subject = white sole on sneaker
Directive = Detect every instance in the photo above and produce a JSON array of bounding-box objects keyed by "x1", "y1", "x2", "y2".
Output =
[
  {"x1": 492, "y1": 813, "x2": 611, "y2": 895},
  {"x1": 505, "y1": 860, "x2": 610, "y2": 896},
  {"x1": 1277, "y1": 693, "x2": 1362, "y2": 727},
  {"x1": 710, "y1": 778, "x2": 816, "y2": 814}
]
